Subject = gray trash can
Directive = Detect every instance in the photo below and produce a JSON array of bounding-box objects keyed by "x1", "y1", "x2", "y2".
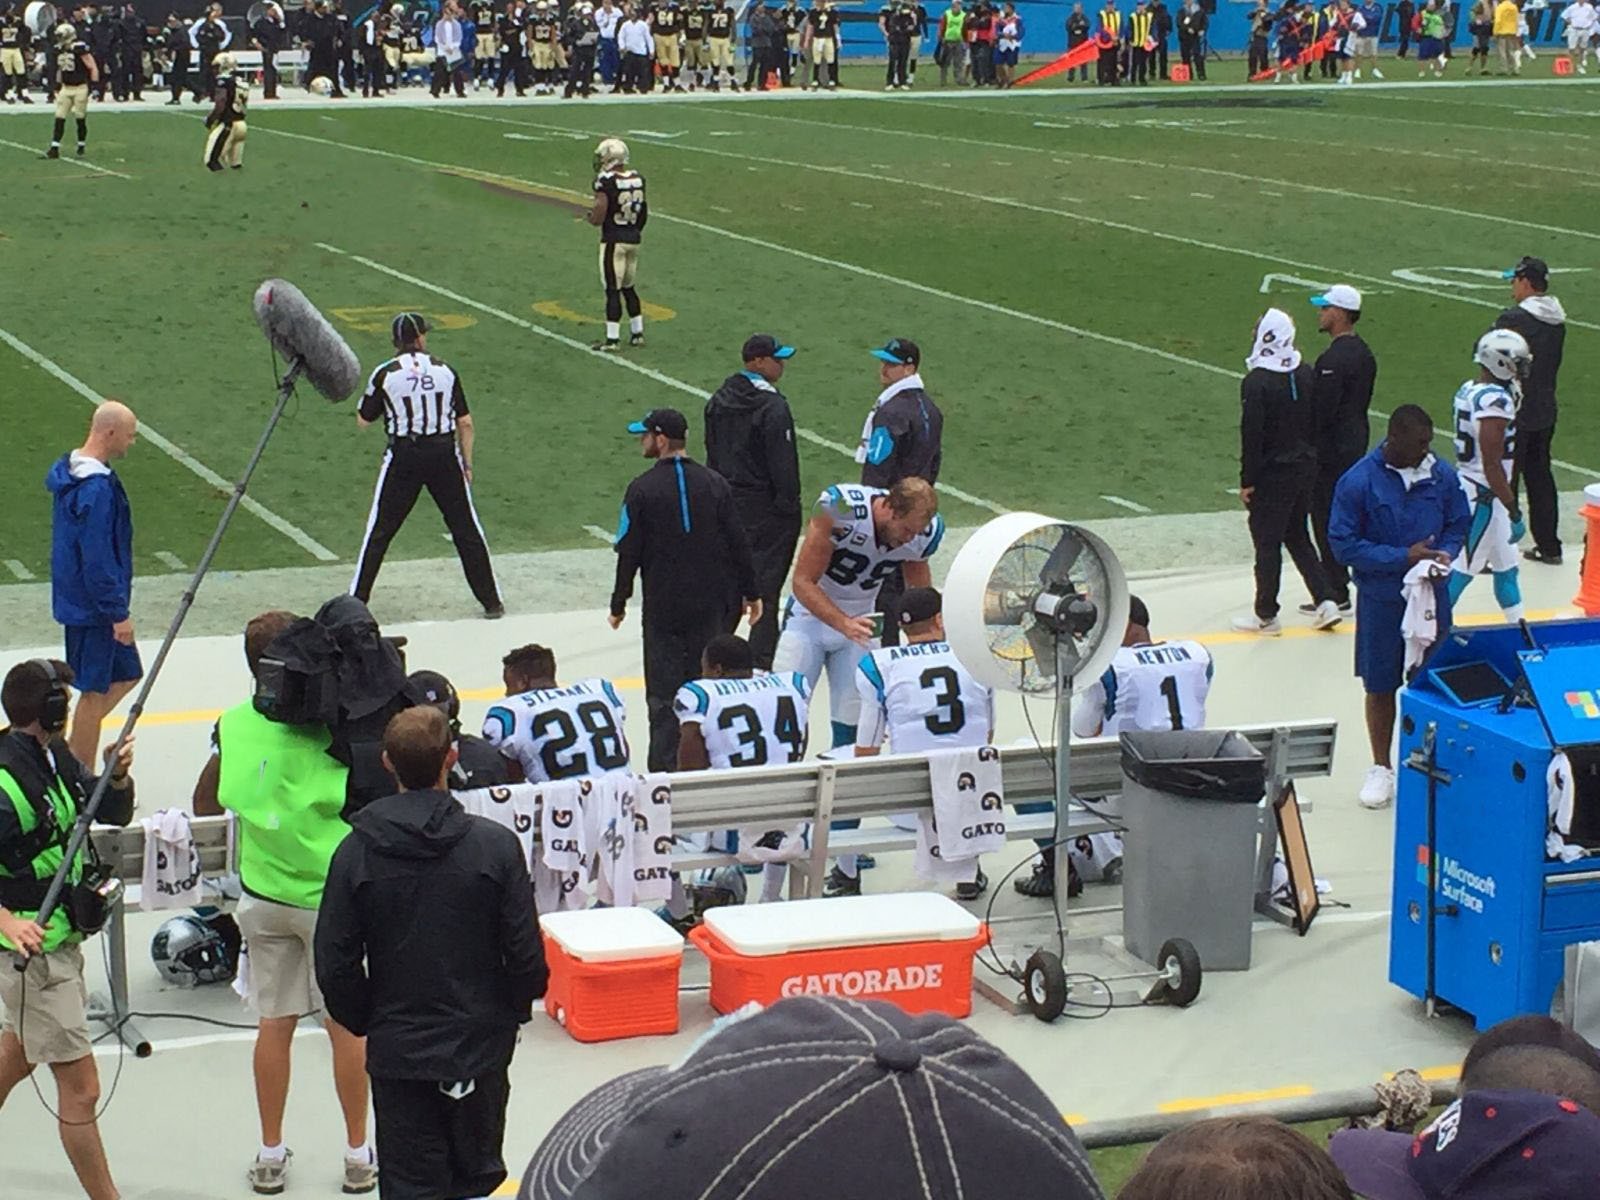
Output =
[{"x1": 1119, "y1": 730, "x2": 1266, "y2": 972}]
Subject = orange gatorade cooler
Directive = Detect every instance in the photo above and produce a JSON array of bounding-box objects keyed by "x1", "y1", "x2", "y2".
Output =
[
  {"x1": 540, "y1": 908, "x2": 685, "y2": 1042},
  {"x1": 690, "y1": 893, "x2": 989, "y2": 1018}
]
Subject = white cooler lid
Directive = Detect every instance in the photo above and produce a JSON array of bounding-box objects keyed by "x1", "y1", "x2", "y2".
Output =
[
  {"x1": 702, "y1": 893, "x2": 981, "y2": 957},
  {"x1": 540, "y1": 908, "x2": 685, "y2": 962}
]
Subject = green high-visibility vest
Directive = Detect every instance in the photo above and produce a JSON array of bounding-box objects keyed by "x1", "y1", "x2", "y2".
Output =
[
  {"x1": 943, "y1": 7, "x2": 966, "y2": 39},
  {"x1": 0, "y1": 761, "x2": 81, "y2": 955},
  {"x1": 217, "y1": 702, "x2": 350, "y2": 910}
]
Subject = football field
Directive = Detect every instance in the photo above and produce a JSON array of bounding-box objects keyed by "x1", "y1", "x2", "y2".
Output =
[{"x1": 3, "y1": 72, "x2": 1599, "y2": 591}]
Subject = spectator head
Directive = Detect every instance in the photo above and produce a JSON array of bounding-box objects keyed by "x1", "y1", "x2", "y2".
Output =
[
  {"x1": 518, "y1": 996, "x2": 1105, "y2": 1200},
  {"x1": 1460, "y1": 1014, "x2": 1600, "y2": 1085},
  {"x1": 740, "y1": 333, "x2": 795, "y2": 382},
  {"x1": 381, "y1": 706, "x2": 456, "y2": 792},
  {"x1": 2, "y1": 659, "x2": 75, "y2": 736},
  {"x1": 1310, "y1": 284, "x2": 1362, "y2": 333},
  {"x1": 503, "y1": 643, "x2": 558, "y2": 695},
  {"x1": 701, "y1": 634, "x2": 754, "y2": 679},
  {"x1": 85, "y1": 399, "x2": 138, "y2": 463},
  {"x1": 244, "y1": 610, "x2": 299, "y2": 681},
  {"x1": 1125, "y1": 594, "x2": 1150, "y2": 644},
  {"x1": 1120, "y1": 1116, "x2": 1353, "y2": 1200},
  {"x1": 870, "y1": 337, "x2": 921, "y2": 387},
  {"x1": 896, "y1": 586, "x2": 945, "y2": 641},
  {"x1": 876, "y1": 477, "x2": 938, "y2": 547},
  {"x1": 1505, "y1": 255, "x2": 1550, "y2": 301},
  {"x1": 1459, "y1": 1045, "x2": 1600, "y2": 1114},
  {"x1": 409, "y1": 669, "x2": 462, "y2": 732},
  {"x1": 626, "y1": 407, "x2": 687, "y2": 458},
  {"x1": 391, "y1": 311, "x2": 429, "y2": 351},
  {"x1": 1382, "y1": 405, "x2": 1434, "y2": 469},
  {"x1": 1072, "y1": 1, "x2": 1082, "y2": 10},
  {"x1": 1329, "y1": 1090, "x2": 1600, "y2": 1199}
]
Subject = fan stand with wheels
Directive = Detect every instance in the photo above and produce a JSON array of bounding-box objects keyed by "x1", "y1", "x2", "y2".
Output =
[{"x1": 944, "y1": 513, "x2": 1204, "y2": 1022}]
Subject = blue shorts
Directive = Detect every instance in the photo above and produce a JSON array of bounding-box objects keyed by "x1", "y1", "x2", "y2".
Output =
[
  {"x1": 1418, "y1": 36, "x2": 1444, "y2": 60},
  {"x1": 1354, "y1": 584, "x2": 1452, "y2": 695},
  {"x1": 995, "y1": 47, "x2": 1019, "y2": 66},
  {"x1": 64, "y1": 624, "x2": 143, "y2": 695}
]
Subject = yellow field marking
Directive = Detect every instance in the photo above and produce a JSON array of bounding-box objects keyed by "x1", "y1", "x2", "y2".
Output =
[
  {"x1": 438, "y1": 165, "x2": 584, "y2": 206},
  {"x1": 1413, "y1": 1064, "x2": 1462, "y2": 1082},
  {"x1": 1157, "y1": 1084, "x2": 1316, "y2": 1114},
  {"x1": 490, "y1": 1182, "x2": 519, "y2": 1198},
  {"x1": 1063, "y1": 1112, "x2": 1088, "y2": 1126},
  {"x1": 532, "y1": 300, "x2": 678, "y2": 325},
  {"x1": 330, "y1": 305, "x2": 478, "y2": 334}
]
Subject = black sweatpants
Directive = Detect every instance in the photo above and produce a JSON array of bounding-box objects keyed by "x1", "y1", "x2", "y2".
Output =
[
  {"x1": 1249, "y1": 475, "x2": 1331, "y2": 620},
  {"x1": 733, "y1": 506, "x2": 800, "y2": 669},
  {"x1": 167, "y1": 50, "x2": 190, "y2": 100},
  {"x1": 496, "y1": 51, "x2": 528, "y2": 94},
  {"x1": 1309, "y1": 468, "x2": 1352, "y2": 607},
  {"x1": 261, "y1": 50, "x2": 278, "y2": 97},
  {"x1": 1097, "y1": 45, "x2": 1119, "y2": 83},
  {"x1": 887, "y1": 38, "x2": 911, "y2": 85},
  {"x1": 1179, "y1": 34, "x2": 1205, "y2": 77},
  {"x1": 1248, "y1": 35, "x2": 1268, "y2": 75},
  {"x1": 1515, "y1": 424, "x2": 1561, "y2": 555},
  {"x1": 370, "y1": 1069, "x2": 510, "y2": 1200},
  {"x1": 566, "y1": 45, "x2": 596, "y2": 95},
  {"x1": 351, "y1": 438, "x2": 501, "y2": 611},
  {"x1": 644, "y1": 610, "x2": 729, "y2": 772}
]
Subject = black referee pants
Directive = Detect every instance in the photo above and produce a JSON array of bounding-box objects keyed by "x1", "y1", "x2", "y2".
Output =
[
  {"x1": 644, "y1": 609, "x2": 729, "y2": 772},
  {"x1": 351, "y1": 438, "x2": 501, "y2": 611},
  {"x1": 370, "y1": 1069, "x2": 509, "y2": 1200}
]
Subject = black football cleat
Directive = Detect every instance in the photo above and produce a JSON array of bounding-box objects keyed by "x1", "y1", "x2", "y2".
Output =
[
  {"x1": 628, "y1": 332, "x2": 645, "y2": 347},
  {"x1": 45, "y1": 146, "x2": 60, "y2": 158}
]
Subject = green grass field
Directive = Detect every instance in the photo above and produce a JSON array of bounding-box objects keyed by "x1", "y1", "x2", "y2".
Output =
[{"x1": 3, "y1": 72, "x2": 1598, "y2": 583}]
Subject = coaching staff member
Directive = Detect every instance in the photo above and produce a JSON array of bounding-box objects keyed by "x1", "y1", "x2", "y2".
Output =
[
  {"x1": 860, "y1": 337, "x2": 942, "y2": 646},
  {"x1": 1329, "y1": 406, "x2": 1470, "y2": 811},
  {"x1": 610, "y1": 409, "x2": 761, "y2": 772},
  {"x1": 0, "y1": 658, "x2": 134, "y2": 1200},
  {"x1": 704, "y1": 333, "x2": 801, "y2": 669},
  {"x1": 1306, "y1": 285, "x2": 1377, "y2": 616},
  {"x1": 316, "y1": 706, "x2": 545, "y2": 1200},
  {"x1": 351, "y1": 312, "x2": 504, "y2": 619},
  {"x1": 47, "y1": 400, "x2": 140, "y2": 771},
  {"x1": 1496, "y1": 255, "x2": 1568, "y2": 565}
]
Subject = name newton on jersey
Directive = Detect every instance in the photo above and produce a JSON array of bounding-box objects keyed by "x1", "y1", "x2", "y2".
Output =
[{"x1": 1131, "y1": 645, "x2": 1197, "y2": 667}]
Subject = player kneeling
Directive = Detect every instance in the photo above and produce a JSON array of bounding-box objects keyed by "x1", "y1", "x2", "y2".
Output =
[{"x1": 203, "y1": 52, "x2": 248, "y2": 171}]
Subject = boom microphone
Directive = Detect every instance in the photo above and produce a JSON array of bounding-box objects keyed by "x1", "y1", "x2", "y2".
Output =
[{"x1": 252, "y1": 279, "x2": 363, "y2": 402}]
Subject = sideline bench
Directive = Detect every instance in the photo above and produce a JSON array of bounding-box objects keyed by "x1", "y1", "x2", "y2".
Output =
[{"x1": 88, "y1": 718, "x2": 1334, "y2": 1051}]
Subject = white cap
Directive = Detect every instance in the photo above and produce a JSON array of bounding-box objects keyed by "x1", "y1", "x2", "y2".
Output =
[{"x1": 1310, "y1": 284, "x2": 1362, "y2": 313}]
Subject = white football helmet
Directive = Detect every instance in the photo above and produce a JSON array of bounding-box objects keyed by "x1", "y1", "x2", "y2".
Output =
[
  {"x1": 593, "y1": 136, "x2": 629, "y2": 172},
  {"x1": 1474, "y1": 328, "x2": 1533, "y2": 387},
  {"x1": 213, "y1": 50, "x2": 237, "y2": 75}
]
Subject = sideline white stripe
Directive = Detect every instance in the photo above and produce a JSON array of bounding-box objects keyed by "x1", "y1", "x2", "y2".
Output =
[
  {"x1": 0, "y1": 135, "x2": 131, "y2": 177},
  {"x1": 0, "y1": 328, "x2": 340, "y2": 562},
  {"x1": 311, "y1": 240, "x2": 1011, "y2": 516},
  {"x1": 582, "y1": 524, "x2": 616, "y2": 545},
  {"x1": 153, "y1": 550, "x2": 187, "y2": 571},
  {"x1": 1100, "y1": 495, "x2": 1153, "y2": 514},
  {"x1": 3, "y1": 560, "x2": 36, "y2": 581}
]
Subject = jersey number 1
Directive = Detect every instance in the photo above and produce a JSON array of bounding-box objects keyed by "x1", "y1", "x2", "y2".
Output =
[{"x1": 1159, "y1": 675, "x2": 1184, "y2": 731}]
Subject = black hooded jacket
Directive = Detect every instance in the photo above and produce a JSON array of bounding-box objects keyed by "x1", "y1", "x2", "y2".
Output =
[
  {"x1": 703, "y1": 371, "x2": 802, "y2": 520},
  {"x1": 314, "y1": 788, "x2": 546, "y2": 1081}
]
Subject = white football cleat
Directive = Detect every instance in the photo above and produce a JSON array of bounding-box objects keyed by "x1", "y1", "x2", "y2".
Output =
[
  {"x1": 1359, "y1": 765, "x2": 1396, "y2": 810},
  {"x1": 1230, "y1": 614, "x2": 1283, "y2": 637}
]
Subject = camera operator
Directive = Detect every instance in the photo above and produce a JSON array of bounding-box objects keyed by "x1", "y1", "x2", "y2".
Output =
[
  {"x1": 0, "y1": 658, "x2": 134, "y2": 1200},
  {"x1": 191, "y1": 612, "x2": 376, "y2": 1196}
]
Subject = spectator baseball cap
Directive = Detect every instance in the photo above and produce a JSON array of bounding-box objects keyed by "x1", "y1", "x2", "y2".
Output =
[
  {"x1": 519, "y1": 996, "x2": 1106, "y2": 1200},
  {"x1": 391, "y1": 311, "x2": 429, "y2": 344},
  {"x1": 1328, "y1": 1090, "x2": 1600, "y2": 1200},
  {"x1": 741, "y1": 334, "x2": 796, "y2": 361},
  {"x1": 897, "y1": 586, "x2": 942, "y2": 626},
  {"x1": 1504, "y1": 256, "x2": 1550, "y2": 290},
  {"x1": 870, "y1": 337, "x2": 921, "y2": 366},
  {"x1": 626, "y1": 408, "x2": 688, "y2": 439},
  {"x1": 1310, "y1": 285, "x2": 1362, "y2": 312},
  {"x1": 408, "y1": 670, "x2": 460, "y2": 723}
]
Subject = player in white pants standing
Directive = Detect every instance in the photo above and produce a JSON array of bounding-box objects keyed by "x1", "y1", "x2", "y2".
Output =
[{"x1": 1561, "y1": 0, "x2": 1598, "y2": 70}]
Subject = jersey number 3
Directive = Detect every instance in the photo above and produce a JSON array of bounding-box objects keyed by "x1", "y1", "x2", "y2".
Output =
[{"x1": 920, "y1": 666, "x2": 966, "y2": 736}]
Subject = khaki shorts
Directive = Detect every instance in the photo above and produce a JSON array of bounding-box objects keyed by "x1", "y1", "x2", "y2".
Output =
[
  {"x1": 1353, "y1": 34, "x2": 1378, "y2": 55},
  {"x1": 810, "y1": 37, "x2": 837, "y2": 65},
  {"x1": 531, "y1": 41, "x2": 556, "y2": 68},
  {"x1": 656, "y1": 38, "x2": 681, "y2": 68},
  {"x1": 0, "y1": 942, "x2": 91, "y2": 1065},
  {"x1": 238, "y1": 893, "x2": 322, "y2": 1020},
  {"x1": 54, "y1": 83, "x2": 89, "y2": 120},
  {"x1": 683, "y1": 38, "x2": 708, "y2": 67},
  {"x1": 707, "y1": 36, "x2": 733, "y2": 67},
  {"x1": 1, "y1": 47, "x2": 23, "y2": 75},
  {"x1": 600, "y1": 241, "x2": 639, "y2": 290}
]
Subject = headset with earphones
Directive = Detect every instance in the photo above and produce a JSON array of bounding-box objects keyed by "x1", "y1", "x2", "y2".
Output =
[{"x1": 30, "y1": 659, "x2": 72, "y2": 736}]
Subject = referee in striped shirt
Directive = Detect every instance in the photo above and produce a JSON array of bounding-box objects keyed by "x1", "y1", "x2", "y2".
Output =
[{"x1": 350, "y1": 312, "x2": 504, "y2": 618}]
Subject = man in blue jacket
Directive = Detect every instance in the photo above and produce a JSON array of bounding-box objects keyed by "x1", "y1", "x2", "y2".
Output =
[
  {"x1": 46, "y1": 400, "x2": 141, "y2": 769},
  {"x1": 1329, "y1": 405, "x2": 1471, "y2": 811}
]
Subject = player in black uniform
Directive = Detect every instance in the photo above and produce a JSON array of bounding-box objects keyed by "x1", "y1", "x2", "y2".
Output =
[
  {"x1": 46, "y1": 23, "x2": 95, "y2": 158},
  {"x1": 203, "y1": 50, "x2": 247, "y2": 170},
  {"x1": 494, "y1": 0, "x2": 528, "y2": 95},
  {"x1": 706, "y1": 0, "x2": 738, "y2": 90},
  {"x1": 0, "y1": 6, "x2": 33, "y2": 104},
  {"x1": 587, "y1": 138, "x2": 648, "y2": 353},
  {"x1": 652, "y1": 0, "x2": 683, "y2": 91},
  {"x1": 805, "y1": 0, "x2": 838, "y2": 88},
  {"x1": 778, "y1": 0, "x2": 803, "y2": 83},
  {"x1": 681, "y1": 0, "x2": 707, "y2": 87}
]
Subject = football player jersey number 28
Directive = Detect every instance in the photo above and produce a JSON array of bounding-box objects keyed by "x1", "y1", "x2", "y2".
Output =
[{"x1": 530, "y1": 700, "x2": 629, "y2": 779}]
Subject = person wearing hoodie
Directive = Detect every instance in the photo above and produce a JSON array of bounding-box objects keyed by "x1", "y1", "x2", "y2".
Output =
[
  {"x1": 703, "y1": 334, "x2": 802, "y2": 670},
  {"x1": 1233, "y1": 309, "x2": 1343, "y2": 637},
  {"x1": 1494, "y1": 256, "x2": 1568, "y2": 566},
  {"x1": 315, "y1": 705, "x2": 545, "y2": 1200},
  {"x1": 47, "y1": 400, "x2": 141, "y2": 771}
]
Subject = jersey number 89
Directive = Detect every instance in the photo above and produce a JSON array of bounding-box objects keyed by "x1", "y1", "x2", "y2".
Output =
[{"x1": 825, "y1": 550, "x2": 901, "y2": 592}]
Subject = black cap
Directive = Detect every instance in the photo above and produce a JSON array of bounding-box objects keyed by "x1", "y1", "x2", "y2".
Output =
[
  {"x1": 392, "y1": 311, "x2": 429, "y2": 345},
  {"x1": 870, "y1": 337, "x2": 921, "y2": 367},
  {"x1": 626, "y1": 408, "x2": 688, "y2": 440},
  {"x1": 1505, "y1": 256, "x2": 1550, "y2": 291},
  {"x1": 741, "y1": 333, "x2": 796, "y2": 362},
  {"x1": 519, "y1": 996, "x2": 1105, "y2": 1200},
  {"x1": 897, "y1": 586, "x2": 942, "y2": 626}
]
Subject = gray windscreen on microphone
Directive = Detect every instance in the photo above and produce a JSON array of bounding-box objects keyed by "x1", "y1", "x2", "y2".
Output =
[{"x1": 252, "y1": 279, "x2": 363, "y2": 403}]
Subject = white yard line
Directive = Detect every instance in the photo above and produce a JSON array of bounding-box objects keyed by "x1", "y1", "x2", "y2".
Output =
[
  {"x1": 153, "y1": 550, "x2": 188, "y2": 570},
  {"x1": 0, "y1": 135, "x2": 131, "y2": 177},
  {"x1": 3, "y1": 560, "x2": 36, "y2": 581},
  {"x1": 582, "y1": 524, "x2": 616, "y2": 545},
  {"x1": 0, "y1": 327, "x2": 339, "y2": 562},
  {"x1": 1100, "y1": 495, "x2": 1154, "y2": 514}
]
